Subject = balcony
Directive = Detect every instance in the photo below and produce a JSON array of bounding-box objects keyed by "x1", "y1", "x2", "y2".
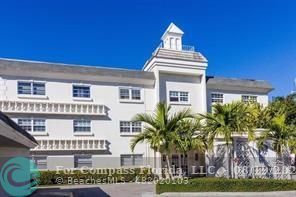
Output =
[
  {"x1": 0, "y1": 100, "x2": 107, "y2": 116},
  {"x1": 31, "y1": 139, "x2": 107, "y2": 151}
]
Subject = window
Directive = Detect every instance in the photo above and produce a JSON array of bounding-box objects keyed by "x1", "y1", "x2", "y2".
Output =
[
  {"x1": 18, "y1": 81, "x2": 45, "y2": 95},
  {"x1": 169, "y1": 91, "x2": 179, "y2": 102},
  {"x1": 242, "y1": 95, "x2": 257, "y2": 103},
  {"x1": 169, "y1": 91, "x2": 189, "y2": 103},
  {"x1": 211, "y1": 93, "x2": 224, "y2": 104},
  {"x1": 120, "y1": 121, "x2": 131, "y2": 133},
  {"x1": 120, "y1": 154, "x2": 143, "y2": 167},
  {"x1": 73, "y1": 120, "x2": 91, "y2": 132},
  {"x1": 132, "y1": 122, "x2": 142, "y2": 133},
  {"x1": 74, "y1": 155, "x2": 92, "y2": 168},
  {"x1": 73, "y1": 85, "x2": 90, "y2": 98},
  {"x1": 180, "y1": 92, "x2": 189, "y2": 102},
  {"x1": 119, "y1": 88, "x2": 130, "y2": 99},
  {"x1": 18, "y1": 118, "x2": 46, "y2": 132},
  {"x1": 120, "y1": 121, "x2": 142, "y2": 134},
  {"x1": 131, "y1": 89, "x2": 141, "y2": 100},
  {"x1": 119, "y1": 87, "x2": 142, "y2": 101},
  {"x1": 31, "y1": 156, "x2": 47, "y2": 170}
]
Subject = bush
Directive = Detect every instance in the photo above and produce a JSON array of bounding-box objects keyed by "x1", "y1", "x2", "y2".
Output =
[
  {"x1": 38, "y1": 168, "x2": 156, "y2": 185},
  {"x1": 156, "y1": 178, "x2": 296, "y2": 194}
]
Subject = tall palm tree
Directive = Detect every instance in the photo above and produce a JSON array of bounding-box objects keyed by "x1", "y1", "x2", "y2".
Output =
[
  {"x1": 173, "y1": 119, "x2": 208, "y2": 176},
  {"x1": 257, "y1": 114, "x2": 296, "y2": 165},
  {"x1": 130, "y1": 102, "x2": 193, "y2": 179},
  {"x1": 200, "y1": 102, "x2": 255, "y2": 178}
]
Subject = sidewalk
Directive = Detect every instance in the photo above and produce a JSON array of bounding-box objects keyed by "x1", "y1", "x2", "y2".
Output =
[{"x1": 159, "y1": 191, "x2": 296, "y2": 197}]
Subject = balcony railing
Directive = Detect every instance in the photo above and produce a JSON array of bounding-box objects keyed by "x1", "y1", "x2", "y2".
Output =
[
  {"x1": 157, "y1": 42, "x2": 195, "y2": 52},
  {"x1": 31, "y1": 139, "x2": 107, "y2": 151},
  {"x1": 182, "y1": 45, "x2": 195, "y2": 52},
  {"x1": 0, "y1": 100, "x2": 106, "y2": 116}
]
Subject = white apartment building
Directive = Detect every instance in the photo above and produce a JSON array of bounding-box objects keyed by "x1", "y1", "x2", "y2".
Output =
[{"x1": 0, "y1": 23, "x2": 275, "y2": 177}]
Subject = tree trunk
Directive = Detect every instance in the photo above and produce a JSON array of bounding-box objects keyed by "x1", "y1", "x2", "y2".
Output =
[
  {"x1": 280, "y1": 153, "x2": 285, "y2": 179},
  {"x1": 226, "y1": 144, "x2": 230, "y2": 178},
  {"x1": 154, "y1": 150, "x2": 157, "y2": 169},
  {"x1": 166, "y1": 154, "x2": 173, "y2": 179},
  {"x1": 230, "y1": 140, "x2": 234, "y2": 179},
  {"x1": 178, "y1": 154, "x2": 182, "y2": 177}
]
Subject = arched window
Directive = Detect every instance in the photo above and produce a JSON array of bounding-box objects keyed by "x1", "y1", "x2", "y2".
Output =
[
  {"x1": 170, "y1": 37, "x2": 174, "y2": 49},
  {"x1": 176, "y1": 38, "x2": 180, "y2": 50}
]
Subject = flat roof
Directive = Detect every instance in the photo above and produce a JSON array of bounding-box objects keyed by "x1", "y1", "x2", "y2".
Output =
[
  {"x1": 0, "y1": 58, "x2": 155, "y2": 85},
  {"x1": 0, "y1": 58, "x2": 273, "y2": 93},
  {"x1": 206, "y1": 76, "x2": 273, "y2": 94}
]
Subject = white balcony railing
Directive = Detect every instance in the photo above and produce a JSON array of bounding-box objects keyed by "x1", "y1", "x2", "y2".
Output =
[
  {"x1": 0, "y1": 100, "x2": 106, "y2": 116},
  {"x1": 182, "y1": 45, "x2": 195, "y2": 52},
  {"x1": 157, "y1": 42, "x2": 195, "y2": 52},
  {"x1": 31, "y1": 139, "x2": 107, "y2": 151}
]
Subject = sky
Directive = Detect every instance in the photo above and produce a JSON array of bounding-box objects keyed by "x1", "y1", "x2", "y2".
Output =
[{"x1": 0, "y1": 0, "x2": 295, "y2": 97}]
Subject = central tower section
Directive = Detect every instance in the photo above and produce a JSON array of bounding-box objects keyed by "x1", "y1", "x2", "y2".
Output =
[{"x1": 143, "y1": 23, "x2": 208, "y2": 113}]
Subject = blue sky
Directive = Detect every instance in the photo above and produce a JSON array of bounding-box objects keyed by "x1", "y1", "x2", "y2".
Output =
[{"x1": 0, "y1": 0, "x2": 295, "y2": 97}]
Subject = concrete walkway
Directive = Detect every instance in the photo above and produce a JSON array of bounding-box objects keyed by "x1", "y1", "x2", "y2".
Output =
[
  {"x1": 159, "y1": 191, "x2": 296, "y2": 197},
  {"x1": 31, "y1": 183, "x2": 155, "y2": 197}
]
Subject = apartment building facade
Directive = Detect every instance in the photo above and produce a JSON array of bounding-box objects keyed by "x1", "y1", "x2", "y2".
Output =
[{"x1": 0, "y1": 23, "x2": 274, "y2": 176}]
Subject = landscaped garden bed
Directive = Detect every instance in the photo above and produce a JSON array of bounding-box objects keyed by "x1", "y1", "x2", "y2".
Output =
[
  {"x1": 156, "y1": 178, "x2": 296, "y2": 194},
  {"x1": 38, "y1": 168, "x2": 155, "y2": 185}
]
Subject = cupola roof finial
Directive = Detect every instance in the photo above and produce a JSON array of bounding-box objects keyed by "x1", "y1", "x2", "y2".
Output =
[{"x1": 161, "y1": 22, "x2": 184, "y2": 41}]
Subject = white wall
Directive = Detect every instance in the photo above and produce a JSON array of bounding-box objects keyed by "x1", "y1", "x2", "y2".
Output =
[
  {"x1": 159, "y1": 73, "x2": 206, "y2": 113},
  {"x1": 2, "y1": 76, "x2": 156, "y2": 169},
  {"x1": 0, "y1": 73, "x2": 271, "y2": 170},
  {"x1": 207, "y1": 89, "x2": 269, "y2": 112}
]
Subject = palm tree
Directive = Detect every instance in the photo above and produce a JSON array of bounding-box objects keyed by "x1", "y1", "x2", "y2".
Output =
[
  {"x1": 130, "y1": 102, "x2": 193, "y2": 179},
  {"x1": 173, "y1": 119, "x2": 208, "y2": 176},
  {"x1": 200, "y1": 102, "x2": 255, "y2": 178},
  {"x1": 257, "y1": 114, "x2": 296, "y2": 168}
]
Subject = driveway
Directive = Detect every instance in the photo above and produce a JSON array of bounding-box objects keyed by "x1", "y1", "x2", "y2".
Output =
[{"x1": 31, "y1": 183, "x2": 155, "y2": 197}]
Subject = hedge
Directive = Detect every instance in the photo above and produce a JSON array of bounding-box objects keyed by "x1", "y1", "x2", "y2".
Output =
[
  {"x1": 156, "y1": 178, "x2": 296, "y2": 194},
  {"x1": 38, "y1": 168, "x2": 155, "y2": 185}
]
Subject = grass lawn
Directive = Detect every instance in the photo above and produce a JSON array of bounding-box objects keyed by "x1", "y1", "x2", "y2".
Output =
[{"x1": 156, "y1": 178, "x2": 296, "y2": 194}]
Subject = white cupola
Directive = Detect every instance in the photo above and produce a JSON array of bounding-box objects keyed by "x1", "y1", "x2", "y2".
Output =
[{"x1": 161, "y1": 23, "x2": 184, "y2": 51}]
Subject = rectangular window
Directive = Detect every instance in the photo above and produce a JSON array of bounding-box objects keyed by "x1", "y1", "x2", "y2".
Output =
[
  {"x1": 31, "y1": 156, "x2": 47, "y2": 170},
  {"x1": 119, "y1": 87, "x2": 142, "y2": 101},
  {"x1": 120, "y1": 121, "x2": 131, "y2": 133},
  {"x1": 169, "y1": 91, "x2": 189, "y2": 103},
  {"x1": 120, "y1": 154, "x2": 143, "y2": 167},
  {"x1": 132, "y1": 122, "x2": 142, "y2": 133},
  {"x1": 18, "y1": 118, "x2": 32, "y2": 132},
  {"x1": 33, "y1": 82, "x2": 46, "y2": 95},
  {"x1": 120, "y1": 121, "x2": 142, "y2": 134},
  {"x1": 169, "y1": 91, "x2": 179, "y2": 102},
  {"x1": 33, "y1": 119, "x2": 46, "y2": 132},
  {"x1": 131, "y1": 89, "x2": 141, "y2": 100},
  {"x1": 73, "y1": 85, "x2": 90, "y2": 98},
  {"x1": 18, "y1": 81, "x2": 45, "y2": 95},
  {"x1": 180, "y1": 92, "x2": 189, "y2": 102},
  {"x1": 73, "y1": 120, "x2": 91, "y2": 132},
  {"x1": 119, "y1": 88, "x2": 130, "y2": 100},
  {"x1": 18, "y1": 118, "x2": 46, "y2": 132},
  {"x1": 74, "y1": 155, "x2": 92, "y2": 168},
  {"x1": 211, "y1": 93, "x2": 224, "y2": 104},
  {"x1": 242, "y1": 95, "x2": 257, "y2": 103}
]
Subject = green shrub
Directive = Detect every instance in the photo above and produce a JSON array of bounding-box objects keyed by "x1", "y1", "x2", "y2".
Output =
[
  {"x1": 38, "y1": 168, "x2": 156, "y2": 185},
  {"x1": 156, "y1": 178, "x2": 296, "y2": 194}
]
